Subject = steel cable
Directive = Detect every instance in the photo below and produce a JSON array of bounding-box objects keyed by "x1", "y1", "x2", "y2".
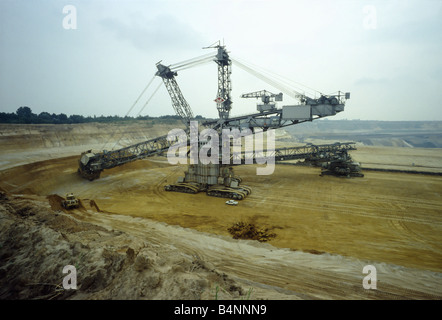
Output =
[
  {"x1": 231, "y1": 56, "x2": 321, "y2": 99},
  {"x1": 101, "y1": 74, "x2": 156, "y2": 151},
  {"x1": 170, "y1": 52, "x2": 216, "y2": 70}
]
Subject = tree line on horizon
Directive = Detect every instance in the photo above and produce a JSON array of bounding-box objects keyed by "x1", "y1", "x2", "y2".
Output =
[{"x1": 0, "y1": 107, "x2": 205, "y2": 124}]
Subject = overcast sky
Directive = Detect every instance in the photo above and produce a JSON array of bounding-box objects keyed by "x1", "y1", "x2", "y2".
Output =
[{"x1": 1, "y1": 0, "x2": 441, "y2": 121}]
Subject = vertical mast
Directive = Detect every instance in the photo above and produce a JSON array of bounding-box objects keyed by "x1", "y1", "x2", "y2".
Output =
[{"x1": 214, "y1": 45, "x2": 232, "y2": 120}]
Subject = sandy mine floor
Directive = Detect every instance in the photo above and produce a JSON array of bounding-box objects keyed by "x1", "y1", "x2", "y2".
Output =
[{"x1": 0, "y1": 123, "x2": 441, "y2": 300}]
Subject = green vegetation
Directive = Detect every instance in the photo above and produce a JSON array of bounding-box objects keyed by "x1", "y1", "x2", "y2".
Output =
[{"x1": 0, "y1": 106, "x2": 205, "y2": 124}]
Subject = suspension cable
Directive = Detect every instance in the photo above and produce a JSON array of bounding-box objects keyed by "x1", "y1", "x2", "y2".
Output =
[
  {"x1": 173, "y1": 56, "x2": 215, "y2": 72},
  {"x1": 111, "y1": 80, "x2": 164, "y2": 150},
  {"x1": 136, "y1": 81, "x2": 163, "y2": 117},
  {"x1": 231, "y1": 58, "x2": 304, "y2": 99},
  {"x1": 126, "y1": 74, "x2": 156, "y2": 116},
  {"x1": 170, "y1": 52, "x2": 216, "y2": 70},
  {"x1": 231, "y1": 56, "x2": 322, "y2": 99},
  {"x1": 234, "y1": 56, "x2": 322, "y2": 97},
  {"x1": 101, "y1": 74, "x2": 156, "y2": 151}
]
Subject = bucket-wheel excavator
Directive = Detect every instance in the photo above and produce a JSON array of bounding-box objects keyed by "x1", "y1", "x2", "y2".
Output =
[{"x1": 78, "y1": 42, "x2": 362, "y2": 199}]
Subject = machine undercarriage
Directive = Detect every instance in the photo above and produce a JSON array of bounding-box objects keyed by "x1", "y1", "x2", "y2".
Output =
[{"x1": 164, "y1": 163, "x2": 252, "y2": 200}]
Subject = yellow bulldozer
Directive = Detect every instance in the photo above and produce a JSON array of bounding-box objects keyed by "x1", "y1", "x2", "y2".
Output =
[{"x1": 62, "y1": 193, "x2": 79, "y2": 210}]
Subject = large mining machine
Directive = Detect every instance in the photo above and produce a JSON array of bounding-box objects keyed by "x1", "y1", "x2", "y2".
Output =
[
  {"x1": 318, "y1": 146, "x2": 364, "y2": 178},
  {"x1": 78, "y1": 42, "x2": 360, "y2": 198}
]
